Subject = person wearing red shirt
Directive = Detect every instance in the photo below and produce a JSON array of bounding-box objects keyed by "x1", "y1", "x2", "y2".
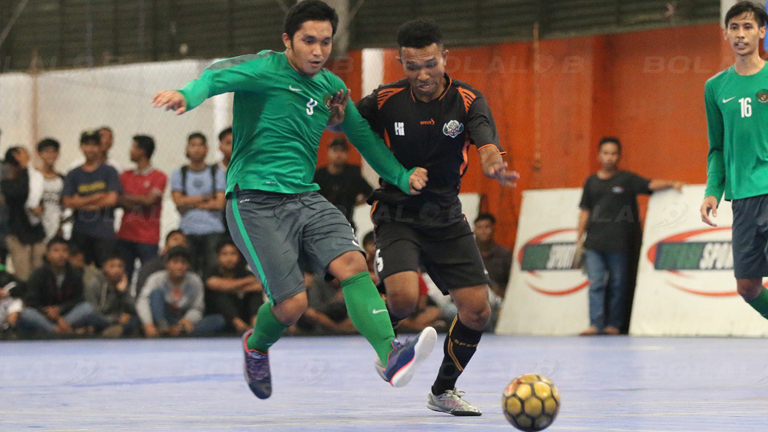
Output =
[{"x1": 117, "y1": 135, "x2": 167, "y2": 282}]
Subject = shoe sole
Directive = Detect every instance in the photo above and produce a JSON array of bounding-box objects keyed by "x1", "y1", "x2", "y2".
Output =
[
  {"x1": 389, "y1": 326, "x2": 437, "y2": 388},
  {"x1": 426, "y1": 402, "x2": 483, "y2": 416}
]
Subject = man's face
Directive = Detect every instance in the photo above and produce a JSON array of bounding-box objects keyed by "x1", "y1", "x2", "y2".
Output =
[
  {"x1": 398, "y1": 43, "x2": 447, "y2": 101},
  {"x1": 219, "y1": 133, "x2": 233, "y2": 160},
  {"x1": 38, "y1": 146, "x2": 59, "y2": 168},
  {"x1": 103, "y1": 258, "x2": 125, "y2": 283},
  {"x1": 166, "y1": 257, "x2": 189, "y2": 279},
  {"x1": 100, "y1": 129, "x2": 113, "y2": 153},
  {"x1": 164, "y1": 233, "x2": 187, "y2": 252},
  {"x1": 328, "y1": 146, "x2": 348, "y2": 167},
  {"x1": 218, "y1": 245, "x2": 240, "y2": 270},
  {"x1": 80, "y1": 141, "x2": 101, "y2": 162},
  {"x1": 474, "y1": 220, "x2": 495, "y2": 243},
  {"x1": 129, "y1": 140, "x2": 144, "y2": 163},
  {"x1": 598, "y1": 142, "x2": 621, "y2": 171},
  {"x1": 283, "y1": 20, "x2": 333, "y2": 76},
  {"x1": 47, "y1": 243, "x2": 69, "y2": 267},
  {"x1": 186, "y1": 138, "x2": 208, "y2": 163},
  {"x1": 726, "y1": 13, "x2": 766, "y2": 57}
]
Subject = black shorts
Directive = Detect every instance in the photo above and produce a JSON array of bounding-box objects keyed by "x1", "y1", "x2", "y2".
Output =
[
  {"x1": 731, "y1": 194, "x2": 768, "y2": 279},
  {"x1": 373, "y1": 218, "x2": 490, "y2": 294}
]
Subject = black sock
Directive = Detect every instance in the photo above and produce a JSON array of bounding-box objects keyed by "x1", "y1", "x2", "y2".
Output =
[{"x1": 431, "y1": 316, "x2": 483, "y2": 396}]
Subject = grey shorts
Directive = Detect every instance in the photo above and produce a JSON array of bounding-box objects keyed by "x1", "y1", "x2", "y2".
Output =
[
  {"x1": 226, "y1": 190, "x2": 363, "y2": 304},
  {"x1": 731, "y1": 194, "x2": 768, "y2": 279}
]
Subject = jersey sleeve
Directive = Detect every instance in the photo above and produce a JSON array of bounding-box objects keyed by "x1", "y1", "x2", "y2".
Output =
[
  {"x1": 704, "y1": 80, "x2": 725, "y2": 203},
  {"x1": 627, "y1": 172, "x2": 652, "y2": 195},
  {"x1": 355, "y1": 89, "x2": 385, "y2": 138},
  {"x1": 170, "y1": 169, "x2": 184, "y2": 192},
  {"x1": 177, "y1": 54, "x2": 268, "y2": 112},
  {"x1": 340, "y1": 98, "x2": 414, "y2": 195},
  {"x1": 467, "y1": 92, "x2": 504, "y2": 154}
]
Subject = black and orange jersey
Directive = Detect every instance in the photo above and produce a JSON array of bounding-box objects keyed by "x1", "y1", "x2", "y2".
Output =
[{"x1": 357, "y1": 74, "x2": 505, "y2": 225}]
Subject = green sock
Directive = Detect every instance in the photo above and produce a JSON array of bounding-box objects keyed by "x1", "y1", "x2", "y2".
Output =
[
  {"x1": 247, "y1": 302, "x2": 289, "y2": 352},
  {"x1": 341, "y1": 272, "x2": 396, "y2": 365},
  {"x1": 747, "y1": 287, "x2": 768, "y2": 320}
]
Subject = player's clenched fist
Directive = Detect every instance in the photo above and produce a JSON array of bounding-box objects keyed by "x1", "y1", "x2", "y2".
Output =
[
  {"x1": 152, "y1": 90, "x2": 187, "y2": 115},
  {"x1": 408, "y1": 167, "x2": 428, "y2": 195}
]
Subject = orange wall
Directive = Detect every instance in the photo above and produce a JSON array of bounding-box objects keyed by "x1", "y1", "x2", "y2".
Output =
[{"x1": 322, "y1": 23, "x2": 732, "y2": 249}]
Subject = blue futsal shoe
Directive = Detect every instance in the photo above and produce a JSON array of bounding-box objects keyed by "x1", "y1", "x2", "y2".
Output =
[
  {"x1": 242, "y1": 329, "x2": 272, "y2": 399},
  {"x1": 376, "y1": 327, "x2": 438, "y2": 387}
]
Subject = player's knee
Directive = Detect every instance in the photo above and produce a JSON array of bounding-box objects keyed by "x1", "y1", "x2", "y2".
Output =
[
  {"x1": 330, "y1": 251, "x2": 367, "y2": 281},
  {"x1": 459, "y1": 303, "x2": 491, "y2": 331},
  {"x1": 736, "y1": 279, "x2": 762, "y2": 302},
  {"x1": 385, "y1": 290, "x2": 418, "y2": 319}
]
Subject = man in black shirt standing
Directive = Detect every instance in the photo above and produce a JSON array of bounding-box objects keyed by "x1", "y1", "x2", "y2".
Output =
[
  {"x1": 356, "y1": 19, "x2": 518, "y2": 416},
  {"x1": 314, "y1": 137, "x2": 373, "y2": 229},
  {"x1": 577, "y1": 137, "x2": 683, "y2": 336}
]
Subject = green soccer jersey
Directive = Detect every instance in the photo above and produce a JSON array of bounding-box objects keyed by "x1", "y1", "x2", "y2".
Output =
[
  {"x1": 705, "y1": 63, "x2": 768, "y2": 203},
  {"x1": 177, "y1": 50, "x2": 413, "y2": 195}
]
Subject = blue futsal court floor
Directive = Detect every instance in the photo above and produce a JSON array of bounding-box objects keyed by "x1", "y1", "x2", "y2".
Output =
[{"x1": 1, "y1": 334, "x2": 767, "y2": 431}]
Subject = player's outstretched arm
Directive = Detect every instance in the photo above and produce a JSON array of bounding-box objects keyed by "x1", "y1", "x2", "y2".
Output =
[
  {"x1": 152, "y1": 90, "x2": 188, "y2": 115},
  {"x1": 479, "y1": 145, "x2": 519, "y2": 187},
  {"x1": 700, "y1": 195, "x2": 719, "y2": 227},
  {"x1": 340, "y1": 102, "x2": 427, "y2": 195}
]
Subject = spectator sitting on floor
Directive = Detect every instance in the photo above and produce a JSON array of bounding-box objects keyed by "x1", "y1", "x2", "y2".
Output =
[
  {"x1": 135, "y1": 229, "x2": 188, "y2": 296},
  {"x1": 136, "y1": 246, "x2": 225, "y2": 337},
  {"x1": 17, "y1": 237, "x2": 99, "y2": 334},
  {"x1": 0, "y1": 264, "x2": 24, "y2": 334},
  {"x1": 84, "y1": 253, "x2": 140, "y2": 337},
  {"x1": 204, "y1": 238, "x2": 263, "y2": 334}
]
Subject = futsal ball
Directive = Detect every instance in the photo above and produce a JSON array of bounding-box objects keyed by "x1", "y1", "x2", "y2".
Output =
[{"x1": 502, "y1": 374, "x2": 560, "y2": 431}]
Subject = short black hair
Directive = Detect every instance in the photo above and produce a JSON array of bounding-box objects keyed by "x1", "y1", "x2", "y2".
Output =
[
  {"x1": 329, "y1": 137, "x2": 349, "y2": 151},
  {"x1": 133, "y1": 135, "x2": 155, "y2": 159},
  {"x1": 362, "y1": 231, "x2": 374, "y2": 247},
  {"x1": 218, "y1": 127, "x2": 232, "y2": 142},
  {"x1": 80, "y1": 130, "x2": 101, "y2": 145},
  {"x1": 216, "y1": 237, "x2": 238, "y2": 254},
  {"x1": 99, "y1": 126, "x2": 113, "y2": 133},
  {"x1": 165, "y1": 229, "x2": 185, "y2": 244},
  {"x1": 165, "y1": 246, "x2": 192, "y2": 263},
  {"x1": 474, "y1": 213, "x2": 496, "y2": 225},
  {"x1": 284, "y1": 0, "x2": 338, "y2": 40},
  {"x1": 599, "y1": 136, "x2": 622, "y2": 153},
  {"x1": 47, "y1": 236, "x2": 68, "y2": 250},
  {"x1": 725, "y1": 1, "x2": 768, "y2": 27},
  {"x1": 3, "y1": 147, "x2": 22, "y2": 167},
  {"x1": 397, "y1": 19, "x2": 443, "y2": 49},
  {"x1": 68, "y1": 243, "x2": 83, "y2": 257},
  {"x1": 103, "y1": 252, "x2": 126, "y2": 265},
  {"x1": 37, "y1": 138, "x2": 60, "y2": 152},
  {"x1": 187, "y1": 132, "x2": 207, "y2": 145}
]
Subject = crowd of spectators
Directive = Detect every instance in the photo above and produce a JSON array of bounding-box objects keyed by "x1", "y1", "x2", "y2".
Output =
[{"x1": 0, "y1": 129, "x2": 513, "y2": 340}]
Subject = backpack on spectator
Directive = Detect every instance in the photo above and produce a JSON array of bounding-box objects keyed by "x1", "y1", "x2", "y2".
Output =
[{"x1": 180, "y1": 164, "x2": 218, "y2": 196}]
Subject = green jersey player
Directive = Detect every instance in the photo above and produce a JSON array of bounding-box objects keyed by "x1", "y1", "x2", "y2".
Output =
[
  {"x1": 152, "y1": 0, "x2": 436, "y2": 400},
  {"x1": 702, "y1": 1, "x2": 768, "y2": 323}
]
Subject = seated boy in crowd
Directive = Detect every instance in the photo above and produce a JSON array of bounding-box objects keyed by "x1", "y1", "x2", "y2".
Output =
[
  {"x1": 136, "y1": 246, "x2": 224, "y2": 337},
  {"x1": 204, "y1": 238, "x2": 262, "y2": 334},
  {"x1": 18, "y1": 237, "x2": 100, "y2": 334},
  {"x1": 84, "y1": 253, "x2": 140, "y2": 337},
  {"x1": 0, "y1": 263, "x2": 24, "y2": 334},
  {"x1": 135, "y1": 229, "x2": 187, "y2": 296}
]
